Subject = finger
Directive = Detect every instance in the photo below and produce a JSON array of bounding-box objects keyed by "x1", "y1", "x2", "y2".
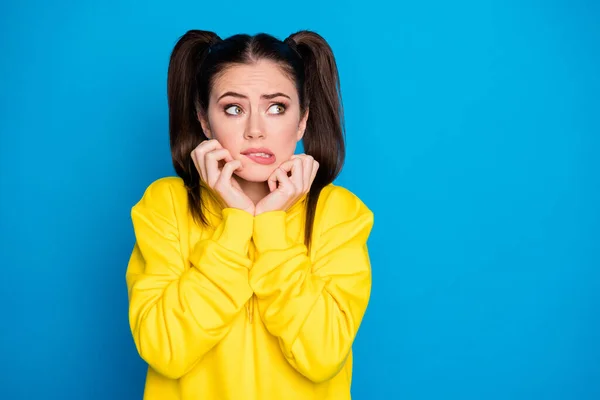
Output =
[
  {"x1": 278, "y1": 159, "x2": 294, "y2": 172},
  {"x1": 291, "y1": 158, "x2": 304, "y2": 192},
  {"x1": 268, "y1": 166, "x2": 292, "y2": 193},
  {"x1": 194, "y1": 140, "x2": 221, "y2": 183},
  {"x1": 274, "y1": 167, "x2": 294, "y2": 193},
  {"x1": 275, "y1": 160, "x2": 294, "y2": 188},
  {"x1": 290, "y1": 154, "x2": 312, "y2": 191},
  {"x1": 278, "y1": 168, "x2": 297, "y2": 203},
  {"x1": 204, "y1": 147, "x2": 233, "y2": 164},
  {"x1": 199, "y1": 138, "x2": 222, "y2": 150},
  {"x1": 206, "y1": 149, "x2": 234, "y2": 186},
  {"x1": 279, "y1": 158, "x2": 303, "y2": 193},
  {"x1": 267, "y1": 168, "x2": 280, "y2": 192},
  {"x1": 217, "y1": 159, "x2": 242, "y2": 191},
  {"x1": 207, "y1": 150, "x2": 234, "y2": 184},
  {"x1": 302, "y1": 156, "x2": 313, "y2": 192},
  {"x1": 197, "y1": 139, "x2": 223, "y2": 158}
]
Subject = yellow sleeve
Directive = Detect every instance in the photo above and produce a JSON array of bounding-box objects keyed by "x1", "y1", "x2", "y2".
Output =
[
  {"x1": 125, "y1": 180, "x2": 254, "y2": 379},
  {"x1": 249, "y1": 187, "x2": 374, "y2": 383}
]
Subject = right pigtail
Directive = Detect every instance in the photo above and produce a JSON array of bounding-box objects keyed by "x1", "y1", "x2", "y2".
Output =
[{"x1": 167, "y1": 30, "x2": 220, "y2": 225}]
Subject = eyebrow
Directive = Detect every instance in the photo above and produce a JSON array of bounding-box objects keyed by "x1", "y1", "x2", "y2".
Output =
[{"x1": 217, "y1": 91, "x2": 291, "y2": 101}]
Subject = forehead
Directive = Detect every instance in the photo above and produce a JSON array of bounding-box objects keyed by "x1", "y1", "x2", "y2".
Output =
[{"x1": 211, "y1": 60, "x2": 297, "y2": 99}]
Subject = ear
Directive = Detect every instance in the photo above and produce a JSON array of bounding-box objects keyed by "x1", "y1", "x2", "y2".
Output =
[
  {"x1": 296, "y1": 108, "x2": 309, "y2": 141},
  {"x1": 197, "y1": 111, "x2": 213, "y2": 139}
]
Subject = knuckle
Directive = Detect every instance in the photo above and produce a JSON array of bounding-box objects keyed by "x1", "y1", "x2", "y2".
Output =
[{"x1": 201, "y1": 139, "x2": 215, "y2": 150}]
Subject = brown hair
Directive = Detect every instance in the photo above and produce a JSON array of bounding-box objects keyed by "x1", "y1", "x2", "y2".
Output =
[{"x1": 167, "y1": 30, "x2": 345, "y2": 250}]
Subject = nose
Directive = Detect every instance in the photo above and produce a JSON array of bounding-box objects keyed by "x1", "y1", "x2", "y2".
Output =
[{"x1": 244, "y1": 112, "x2": 265, "y2": 140}]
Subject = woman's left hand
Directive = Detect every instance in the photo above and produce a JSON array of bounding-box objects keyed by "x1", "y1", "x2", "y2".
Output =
[{"x1": 254, "y1": 154, "x2": 319, "y2": 216}]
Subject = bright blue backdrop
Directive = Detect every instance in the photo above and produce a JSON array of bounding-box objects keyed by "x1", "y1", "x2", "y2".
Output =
[{"x1": 1, "y1": 1, "x2": 598, "y2": 399}]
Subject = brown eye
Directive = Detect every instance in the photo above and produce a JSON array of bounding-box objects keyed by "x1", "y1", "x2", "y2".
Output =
[
  {"x1": 267, "y1": 104, "x2": 286, "y2": 114},
  {"x1": 225, "y1": 105, "x2": 243, "y2": 115}
]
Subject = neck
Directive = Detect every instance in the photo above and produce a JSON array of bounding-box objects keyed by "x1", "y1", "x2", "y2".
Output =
[{"x1": 233, "y1": 175, "x2": 270, "y2": 205}]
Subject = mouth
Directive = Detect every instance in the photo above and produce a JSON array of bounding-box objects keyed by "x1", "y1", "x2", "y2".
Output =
[{"x1": 241, "y1": 148, "x2": 276, "y2": 165}]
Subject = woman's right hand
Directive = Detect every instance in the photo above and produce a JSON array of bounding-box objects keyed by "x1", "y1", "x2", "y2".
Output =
[{"x1": 191, "y1": 139, "x2": 255, "y2": 215}]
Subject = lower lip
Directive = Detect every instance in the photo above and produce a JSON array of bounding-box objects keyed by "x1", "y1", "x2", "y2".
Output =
[{"x1": 243, "y1": 154, "x2": 276, "y2": 165}]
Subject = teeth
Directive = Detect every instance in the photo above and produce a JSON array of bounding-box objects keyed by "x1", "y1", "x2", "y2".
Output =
[{"x1": 249, "y1": 153, "x2": 271, "y2": 158}]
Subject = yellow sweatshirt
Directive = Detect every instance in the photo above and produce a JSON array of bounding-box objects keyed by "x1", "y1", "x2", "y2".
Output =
[{"x1": 125, "y1": 176, "x2": 374, "y2": 400}]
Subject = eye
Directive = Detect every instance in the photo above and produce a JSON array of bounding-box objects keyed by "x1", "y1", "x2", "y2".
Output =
[
  {"x1": 267, "y1": 103, "x2": 286, "y2": 114},
  {"x1": 224, "y1": 105, "x2": 243, "y2": 115}
]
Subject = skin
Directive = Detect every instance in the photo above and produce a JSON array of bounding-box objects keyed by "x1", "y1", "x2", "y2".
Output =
[{"x1": 192, "y1": 59, "x2": 319, "y2": 216}]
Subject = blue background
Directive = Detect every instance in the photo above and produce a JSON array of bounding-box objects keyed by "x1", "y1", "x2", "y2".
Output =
[{"x1": 1, "y1": 0, "x2": 598, "y2": 399}]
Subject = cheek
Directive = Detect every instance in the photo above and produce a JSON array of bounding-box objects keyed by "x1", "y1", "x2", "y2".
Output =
[
  {"x1": 209, "y1": 113, "x2": 243, "y2": 150},
  {"x1": 267, "y1": 118, "x2": 301, "y2": 152}
]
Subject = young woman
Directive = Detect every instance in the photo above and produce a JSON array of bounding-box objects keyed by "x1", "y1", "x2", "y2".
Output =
[{"x1": 126, "y1": 29, "x2": 374, "y2": 400}]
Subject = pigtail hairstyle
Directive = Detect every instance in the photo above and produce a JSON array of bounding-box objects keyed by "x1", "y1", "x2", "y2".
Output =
[
  {"x1": 167, "y1": 30, "x2": 221, "y2": 225},
  {"x1": 285, "y1": 31, "x2": 346, "y2": 249}
]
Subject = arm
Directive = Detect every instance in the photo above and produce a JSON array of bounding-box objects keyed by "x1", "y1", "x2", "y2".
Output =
[
  {"x1": 125, "y1": 181, "x2": 254, "y2": 379},
  {"x1": 249, "y1": 188, "x2": 374, "y2": 383}
]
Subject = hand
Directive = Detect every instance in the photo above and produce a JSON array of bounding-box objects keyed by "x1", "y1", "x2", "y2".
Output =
[
  {"x1": 254, "y1": 154, "x2": 319, "y2": 216},
  {"x1": 191, "y1": 139, "x2": 255, "y2": 215}
]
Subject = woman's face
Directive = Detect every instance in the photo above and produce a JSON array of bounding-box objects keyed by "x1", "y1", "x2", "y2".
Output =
[{"x1": 199, "y1": 59, "x2": 308, "y2": 183}]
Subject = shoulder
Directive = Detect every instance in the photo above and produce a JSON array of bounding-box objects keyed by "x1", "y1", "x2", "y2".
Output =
[
  {"x1": 132, "y1": 176, "x2": 188, "y2": 216},
  {"x1": 318, "y1": 183, "x2": 373, "y2": 216},
  {"x1": 315, "y1": 183, "x2": 374, "y2": 232}
]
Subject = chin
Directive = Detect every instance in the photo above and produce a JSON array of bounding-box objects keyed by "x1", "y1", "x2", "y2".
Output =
[{"x1": 234, "y1": 165, "x2": 276, "y2": 183}]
